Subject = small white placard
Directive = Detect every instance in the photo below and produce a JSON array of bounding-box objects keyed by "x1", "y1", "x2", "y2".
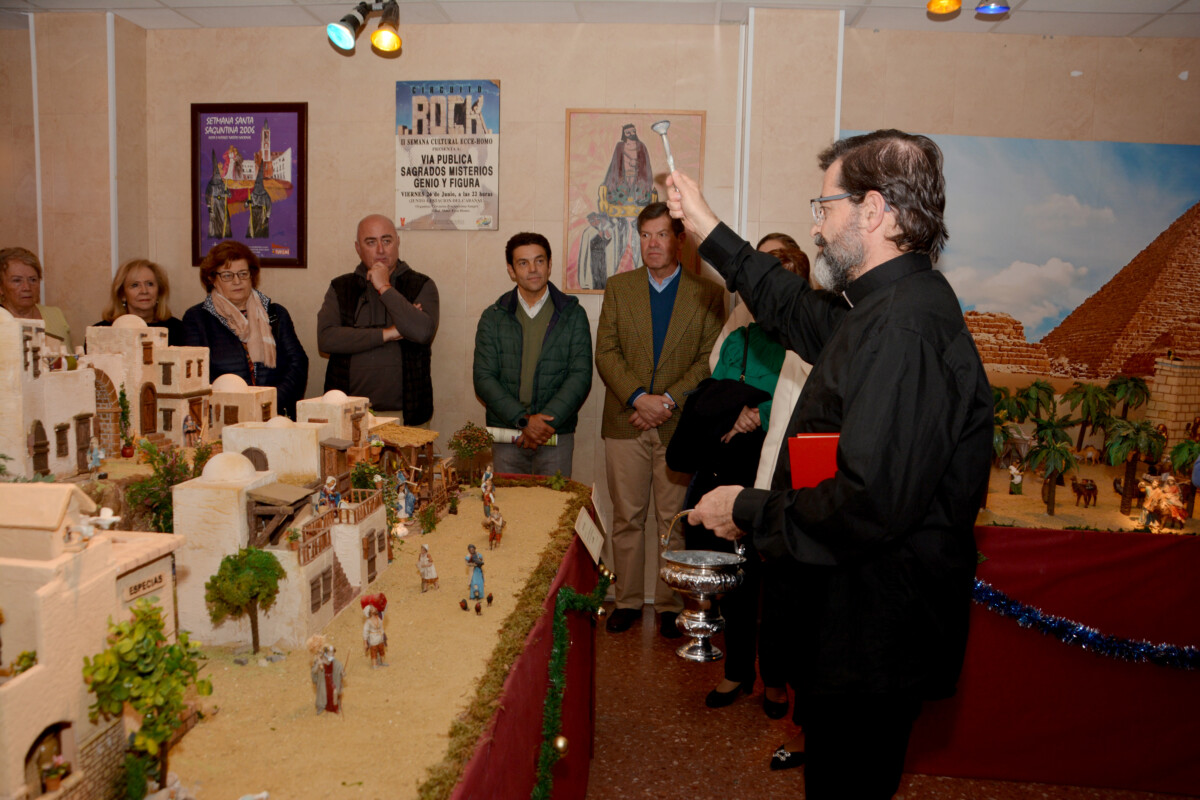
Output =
[{"x1": 574, "y1": 504, "x2": 605, "y2": 564}]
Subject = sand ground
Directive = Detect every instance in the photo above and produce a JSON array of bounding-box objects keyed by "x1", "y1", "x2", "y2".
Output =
[
  {"x1": 167, "y1": 485, "x2": 570, "y2": 800},
  {"x1": 101, "y1": 452, "x2": 1194, "y2": 799}
]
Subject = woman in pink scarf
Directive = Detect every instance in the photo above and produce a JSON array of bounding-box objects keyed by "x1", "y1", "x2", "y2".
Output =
[{"x1": 182, "y1": 240, "x2": 308, "y2": 418}]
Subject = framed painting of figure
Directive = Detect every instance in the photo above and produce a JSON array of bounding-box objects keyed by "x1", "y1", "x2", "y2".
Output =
[
  {"x1": 190, "y1": 102, "x2": 308, "y2": 268},
  {"x1": 564, "y1": 109, "x2": 705, "y2": 294}
]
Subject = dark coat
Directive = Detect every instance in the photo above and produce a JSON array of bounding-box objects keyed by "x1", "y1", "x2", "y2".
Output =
[{"x1": 182, "y1": 293, "x2": 309, "y2": 419}]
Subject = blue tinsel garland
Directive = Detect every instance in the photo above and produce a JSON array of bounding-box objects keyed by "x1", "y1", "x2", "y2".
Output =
[{"x1": 972, "y1": 579, "x2": 1199, "y2": 670}]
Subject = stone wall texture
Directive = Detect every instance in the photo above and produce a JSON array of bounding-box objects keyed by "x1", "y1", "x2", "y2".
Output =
[{"x1": 965, "y1": 311, "x2": 1051, "y2": 374}]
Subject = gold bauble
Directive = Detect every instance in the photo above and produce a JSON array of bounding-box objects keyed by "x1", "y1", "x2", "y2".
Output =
[{"x1": 553, "y1": 735, "x2": 569, "y2": 754}]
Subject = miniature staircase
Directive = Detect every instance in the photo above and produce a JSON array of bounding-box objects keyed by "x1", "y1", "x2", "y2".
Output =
[{"x1": 332, "y1": 557, "x2": 355, "y2": 615}]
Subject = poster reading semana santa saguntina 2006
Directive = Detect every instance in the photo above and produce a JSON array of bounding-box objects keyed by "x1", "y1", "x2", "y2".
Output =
[{"x1": 394, "y1": 80, "x2": 500, "y2": 230}]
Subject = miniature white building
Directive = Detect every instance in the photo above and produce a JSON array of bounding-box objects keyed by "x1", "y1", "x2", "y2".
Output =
[
  {"x1": 172, "y1": 452, "x2": 389, "y2": 652},
  {"x1": 0, "y1": 483, "x2": 184, "y2": 800},
  {"x1": 221, "y1": 415, "x2": 323, "y2": 485},
  {"x1": 207, "y1": 374, "x2": 277, "y2": 441},
  {"x1": 80, "y1": 316, "x2": 211, "y2": 455},
  {"x1": 0, "y1": 309, "x2": 98, "y2": 479},
  {"x1": 296, "y1": 390, "x2": 376, "y2": 445}
]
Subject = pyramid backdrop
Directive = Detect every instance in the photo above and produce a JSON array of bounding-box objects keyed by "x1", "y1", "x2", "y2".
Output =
[{"x1": 1040, "y1": 202, "x2": 1200, "y2": 377}]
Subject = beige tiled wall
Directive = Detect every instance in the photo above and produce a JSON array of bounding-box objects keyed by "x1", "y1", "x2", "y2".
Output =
[
  {"x1": 0, "y1": 29, "x2": 37, "y2": 253},
  {"x1": 142, "y1": 22, "x2": 745, "y2": 504},
  {"x1": 35, "y1": 14, "x2": 113, "y2": 341},
  {"x1": 841, "y1": 29, "x2": 1200, "y2": 145}
]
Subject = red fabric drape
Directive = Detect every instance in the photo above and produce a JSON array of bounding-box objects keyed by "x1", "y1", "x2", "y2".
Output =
[
  {"x1": 907, "y1": 526, "x2": 1200, "y2": 796},
  {"x1": 449, "y1": 535, "x2": 598, "y2": 800}
]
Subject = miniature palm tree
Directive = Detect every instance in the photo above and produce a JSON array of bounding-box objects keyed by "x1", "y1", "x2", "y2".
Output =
[
  {"x1": 1017, "y1": 379, "x2": 1056, "y2": 421},
  {"x1": 82, "y1": 598, "x2": 212, "y2": 783},
  {"x1": 1062, "y1": 381, "x2": 1115, "y2": 452},
  {"x1": 204, "y1": 547, "x2": 286, "y2": 654},
  {"x1": 1031, "y1": 411, "x2": 1078, "y2": 448},
  {"x1": 1025, "y1": 439, "x2": 1077, "y2": 516},
  {"x1": 992, "y1": 385, "x2": 1026, "y2": 424},
  {"x1": 1169, "y1": 439, "x2": 1200, "y2": 518},
  {"x1": 1105, "y1": 419, "x2": 1167, "y2": 516},
  {"x1": 1106, "y1": 375, "x2": 1150, "y2": 420}
]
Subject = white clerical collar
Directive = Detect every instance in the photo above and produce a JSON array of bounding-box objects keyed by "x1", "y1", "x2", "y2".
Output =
[
  {"x1": 648, "y1": 264, "x2": 682, "y2": 292},
  {"x1": 518, "y1": 288, "x2": 550, "y2": 318}
]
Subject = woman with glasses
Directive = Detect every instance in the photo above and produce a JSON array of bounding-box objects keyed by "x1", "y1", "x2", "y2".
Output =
[
  {"x1": 93, "y1": 258, "x2": 185, "y2": 345},
  {"x1": 183, "y1": 240, "x2": 308, "y2": 418},
  {"x1": 0, "y1": 246, "x2": 76, "y2": 366}
]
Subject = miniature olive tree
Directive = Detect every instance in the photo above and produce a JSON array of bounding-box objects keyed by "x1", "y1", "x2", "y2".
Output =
[
  {"x1": 448, "y1": 421, "x2": 494, "y2": 485},
  {"x1": 204, "y1": 547, "x2": 286, "y2": 654},
  {"x1": 1105, "y1": 419, "x2": 1167, "y2": 516},
  {"x1": 82, "y1": 598, "x2": 212, "y2": 783}
]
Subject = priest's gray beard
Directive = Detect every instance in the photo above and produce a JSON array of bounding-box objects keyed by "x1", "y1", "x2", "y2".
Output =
[{"x1": 812, "y1": 225, "x2": 864, "y2": 295}]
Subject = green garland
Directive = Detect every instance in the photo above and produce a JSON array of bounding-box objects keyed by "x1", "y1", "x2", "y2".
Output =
[{"x1": 530, "y1": 567, "x2": 612, "y2": 800}]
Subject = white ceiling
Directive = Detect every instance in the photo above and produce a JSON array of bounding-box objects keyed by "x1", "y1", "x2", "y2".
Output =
[{"x1": 0, "y1": 0, "x2": 1198, "y2": 38}]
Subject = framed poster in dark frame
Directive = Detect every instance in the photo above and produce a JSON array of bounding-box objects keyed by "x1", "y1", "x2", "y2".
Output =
[{"x1": 190, "y1": 102, "x2": 308, "y2": 267}]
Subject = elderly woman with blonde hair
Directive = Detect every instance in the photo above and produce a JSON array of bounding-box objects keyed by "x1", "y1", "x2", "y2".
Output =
[
  {"x1": 0, "y1": 246, "x2": 75, "y2": 363},
  {"x1": 93, "y1": 258, "x2": 185, "y2": 345}
]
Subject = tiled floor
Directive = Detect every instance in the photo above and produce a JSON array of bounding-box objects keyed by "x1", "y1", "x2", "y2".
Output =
[{"x1": 584, "y1": 605, "x2": 1190, "y2": 800}]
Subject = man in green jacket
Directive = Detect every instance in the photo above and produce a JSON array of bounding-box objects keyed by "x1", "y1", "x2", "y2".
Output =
[{"x1": 473, "y1": 232, "x2": 593, "y2": 477}]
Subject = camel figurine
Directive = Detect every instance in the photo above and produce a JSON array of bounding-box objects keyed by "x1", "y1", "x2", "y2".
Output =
[{"x1": 1070, "y1": 476, "x2": 1098, "y2": 508}]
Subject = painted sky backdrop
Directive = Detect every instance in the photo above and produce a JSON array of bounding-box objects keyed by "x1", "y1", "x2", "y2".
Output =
[{"x1": 847, "y1": 132, "x2": 1200, "y2": 343}]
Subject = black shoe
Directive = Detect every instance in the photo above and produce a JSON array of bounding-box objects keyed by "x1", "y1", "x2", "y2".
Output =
[
  {"x1": 763, "y1": 692, "x2": 789, "y2": 720},
  {"x1": 605, "y1": 607, "x2": 640, "y2": 633},
  {"x1": 705, "y1": 681, "x2": 752, "y2": 708},
  {"x1": 659, "y1": 611, "x2": 683, "y2": 639},
  {"x1": 769, "y1": 744, "x2": 805, "y2": 771}
]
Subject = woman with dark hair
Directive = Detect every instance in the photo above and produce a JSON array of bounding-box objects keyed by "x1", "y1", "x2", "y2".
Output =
[
  {"x1": 182, "y1": 240, "x2": 308, "y2": 418},
  {"x1": 93, "y1": 258, "x2": 185, "y2": 345},
  {"x1": 686, "y1": 234, "x2": 814, "y2": 741}
]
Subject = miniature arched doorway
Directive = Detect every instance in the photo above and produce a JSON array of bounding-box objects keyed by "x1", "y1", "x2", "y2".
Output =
[
  {"x1": 93, "y1": 370, "x2": 120, "y2": 456},
  {"x1": 242, "y1": 447, "x2": 268, "y2": 471},
  {"x1": 140, "y1": 384, "x2": 157, "y2": 434},
  {"x1": 30, "y1": 421, "x2": 49, "y2": 475},
  {"x1": 23, "y1": 721, "x2": 73, "y2": 797}
]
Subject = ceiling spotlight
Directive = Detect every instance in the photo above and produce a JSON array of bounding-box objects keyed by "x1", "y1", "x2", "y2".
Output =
[
  {"x1": 927, "y1": 0, "x2": 961, "y2": 13},
  {"x1": 327, "y1": 1, "x2": 372, "y2": 51},
  {"x1": 975, "y1": 1, "x2": 1011, "y2": 14},
  {"x1": 370, "y1": 0, "x2": 402, "y2": 52}
]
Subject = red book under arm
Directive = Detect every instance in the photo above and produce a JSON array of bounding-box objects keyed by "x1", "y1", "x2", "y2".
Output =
[{"x1": 788, "y1": 433, "x2": 839, "y2": 489}]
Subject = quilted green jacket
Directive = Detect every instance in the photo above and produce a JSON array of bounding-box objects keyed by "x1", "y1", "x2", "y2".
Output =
[{"x1": 473, "y1": 282, "x2": 593, "y2": 434}]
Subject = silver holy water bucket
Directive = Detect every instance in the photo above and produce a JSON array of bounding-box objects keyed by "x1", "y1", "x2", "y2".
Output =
[{"x1": 658, "y1": 510, "x2": 745, "y2": 662}]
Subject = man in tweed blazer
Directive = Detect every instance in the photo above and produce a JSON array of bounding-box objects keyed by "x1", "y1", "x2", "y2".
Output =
[{"x1": 595, "y1": 202, "x2": 725, "y2": 636}]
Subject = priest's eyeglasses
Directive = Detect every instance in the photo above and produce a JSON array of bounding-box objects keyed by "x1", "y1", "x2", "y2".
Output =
[{"x1": 810, "y1": 193, "x2": 853, "y2": 224}]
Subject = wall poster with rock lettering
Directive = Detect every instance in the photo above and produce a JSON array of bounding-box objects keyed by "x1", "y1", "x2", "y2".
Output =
[{"x1": 394, "y1": 80, "x2": 500, "y2": 230}]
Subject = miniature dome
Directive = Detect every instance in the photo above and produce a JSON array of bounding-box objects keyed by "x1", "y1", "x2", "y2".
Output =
[
  {"x1": 211, "y1": 373, "x2": 250, "y2": 392},
  {"x1": 264, "y1": 415, "x2": 294, "y2": 428},
  {"x1": 200, "y1": 452, "x2": 258, "y2": 481},
  {"x1": 321, "y1": 389, "x2": 348, "y2": 403},
  {"x1": 112, "y1": 314, "x2": 149, "y2": 329}
]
